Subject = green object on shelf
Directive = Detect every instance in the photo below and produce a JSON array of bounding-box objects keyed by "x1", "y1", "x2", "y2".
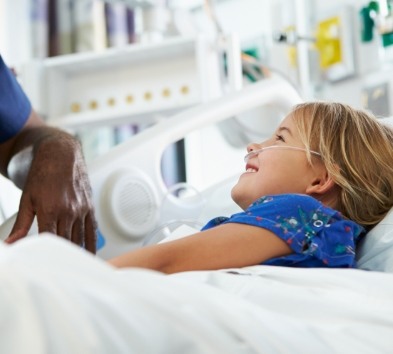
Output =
[
  {"x1": 369, "y1": 1, "x2": 380, "y2": 12},
  {"x1": 360, "y1": 6, "x2": 375, "y2": 42},
  {"x1": 243, "y1": 47, "x2": 260, "y2": 60},
  {"x1": 382, "y1": 31, "x2": 393, "y2": 46}
]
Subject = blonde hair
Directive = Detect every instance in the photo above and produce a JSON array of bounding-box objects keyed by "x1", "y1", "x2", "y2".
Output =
[{"x1": 291, "y1": 102, "x2": 393, "y2": 230}]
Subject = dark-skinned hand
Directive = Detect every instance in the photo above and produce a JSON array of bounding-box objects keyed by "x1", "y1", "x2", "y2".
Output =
[{"x1": 5, "y1": 133, "x2": 97, "y2": 253}]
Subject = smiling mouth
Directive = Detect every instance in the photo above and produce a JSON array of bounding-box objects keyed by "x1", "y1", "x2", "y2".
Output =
[{"x1": 245, "y1": 163, "x2": 258, "y2": 173}]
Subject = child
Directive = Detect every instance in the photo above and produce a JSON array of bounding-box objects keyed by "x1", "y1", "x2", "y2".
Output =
[{"x1": 109, "y1": 102, "x2": 393, "y2": 273}]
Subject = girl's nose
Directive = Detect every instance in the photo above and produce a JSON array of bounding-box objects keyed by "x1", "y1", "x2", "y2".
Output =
[{"x1": 247, "y1": 142, "x2": 260, "y2": 153}]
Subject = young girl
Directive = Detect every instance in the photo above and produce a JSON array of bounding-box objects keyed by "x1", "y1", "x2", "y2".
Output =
[{"x1": 109, "y1": 102, "x2": 393, "y2": 273}]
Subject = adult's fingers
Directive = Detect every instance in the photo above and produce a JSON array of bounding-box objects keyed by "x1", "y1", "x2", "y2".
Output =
[
  {"x1": 36, "y1": 210, "x2": 57, "y2": 235},
  {"x1": 5, "y1": 203, "x2": 35, "y2": 244},
  {"x1": 4, "y1": 231, "x2": 25, "y2": 244},
  {"x1": 57, "y1": 217, "x2": 73, "y2": 242},
  {"x1": 84, "y1": 214, "x2": 97, "y2": 254},
  {"x1": 71, "y1": 219, "x2": 84, "y2": 247}
]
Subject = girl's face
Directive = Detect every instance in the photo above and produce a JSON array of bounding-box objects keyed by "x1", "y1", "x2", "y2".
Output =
[{"x1": 231, "y1": 114, "x2": 324, "y2": 210}]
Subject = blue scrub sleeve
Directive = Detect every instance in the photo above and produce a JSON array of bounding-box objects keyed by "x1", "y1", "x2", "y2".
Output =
[{"x1": 0, "y1": 55, "x2": 32, "y2": 143}]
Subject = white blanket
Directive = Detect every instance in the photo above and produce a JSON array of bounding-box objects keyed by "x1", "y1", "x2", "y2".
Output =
[{"x1": 1, "y1": 234, "x2": 392, "y2": 354}]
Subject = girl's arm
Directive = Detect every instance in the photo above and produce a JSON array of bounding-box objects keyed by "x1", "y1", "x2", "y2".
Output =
[{"x1": 108, "y1": 223, "x2": 292, "y2": 273}]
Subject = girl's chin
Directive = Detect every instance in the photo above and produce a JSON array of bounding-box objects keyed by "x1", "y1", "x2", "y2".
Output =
[
  {"x1": 230, "y1": 186, "x2": 238, "y2": 202},
  {"x1": 230, "y1": 188, "x2": 248, "y2": 210}
]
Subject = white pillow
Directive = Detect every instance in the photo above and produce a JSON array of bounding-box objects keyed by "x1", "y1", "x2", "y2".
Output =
[
  {"x1": 380, "y1": 116, "x2": 393, "y2": 126},
  {"x1": 356, "y1": 208, "x2": 393, "y2": 272}
]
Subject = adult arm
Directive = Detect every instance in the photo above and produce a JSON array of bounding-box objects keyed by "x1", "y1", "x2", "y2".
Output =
[
  {"x1": 0, "y1": 109, "x2": 97, "y2": 253},
  {"x1": 108, "y1": 223, "x2": 292, "y2": 273}
]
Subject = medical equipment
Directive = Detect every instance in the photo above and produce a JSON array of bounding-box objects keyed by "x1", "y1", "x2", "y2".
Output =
[
  {"x1": 17, "y1": 31, "x2": 244, "y2": 167},
  {"x1": 360, "y1": 0, "x2": 393, "y2": 47},
  {"x1": 21, "y1": 35, "x2": 232, "y2": 130},
  {"x1": 274, "y1": 4, "x2": 356, "y2": 83},
  {"x1": 244, "y1": 145, "x2": 322, "y2": 163}
]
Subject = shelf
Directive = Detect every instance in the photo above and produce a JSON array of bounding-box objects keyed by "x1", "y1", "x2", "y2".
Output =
[
  {"x1": 22, "y1": 35, "x2": 223, "y2": 130},
  {"x1": 43, "y1": 36, "x2": 197, "y2": 74}
]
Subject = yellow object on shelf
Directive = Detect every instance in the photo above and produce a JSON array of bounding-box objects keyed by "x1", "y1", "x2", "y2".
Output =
[{"x1": 315, "y1": 16, "x2": 342, "y2": 69}]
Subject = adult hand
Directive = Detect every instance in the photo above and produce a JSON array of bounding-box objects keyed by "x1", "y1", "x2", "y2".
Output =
[{"x1": 5, "y1": 133, "x2": 97, "y2": 253}]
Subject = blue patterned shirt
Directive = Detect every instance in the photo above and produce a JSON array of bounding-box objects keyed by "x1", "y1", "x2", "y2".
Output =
[{"x1": 201, "y1": 194, "x2": 365, "y2": 268}]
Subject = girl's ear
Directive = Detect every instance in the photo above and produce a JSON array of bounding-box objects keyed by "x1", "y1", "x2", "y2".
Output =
[{"x1": 305, "y1": 170, "x2": 336, "y2": 196}]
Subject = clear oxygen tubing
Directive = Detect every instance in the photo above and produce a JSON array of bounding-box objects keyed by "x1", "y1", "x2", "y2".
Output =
[{"x1": 244, "y1": 145, "x2": 322, "y2": 163}]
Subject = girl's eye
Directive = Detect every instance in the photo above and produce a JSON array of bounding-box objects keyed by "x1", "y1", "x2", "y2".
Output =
[{"x1": 275, "y1": 134, "x2": 285, "y2": 142}]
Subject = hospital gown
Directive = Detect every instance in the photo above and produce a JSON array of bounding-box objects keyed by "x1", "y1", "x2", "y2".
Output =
[{"x1": 202, "y1": 194, "x2": 365, "y2": 268}]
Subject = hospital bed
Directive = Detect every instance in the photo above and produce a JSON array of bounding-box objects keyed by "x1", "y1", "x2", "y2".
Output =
[
  {"x1": 1, "y1": 77, "x2": 393, "y2": 353},
  {"x1": 90, "y1": 75, "x2": 302, "y2": 258}
]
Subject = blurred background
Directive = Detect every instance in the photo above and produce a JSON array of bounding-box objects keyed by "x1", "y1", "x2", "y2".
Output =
[{"x1": 0, "y1": 0, "x2": 391, "y2": 222}]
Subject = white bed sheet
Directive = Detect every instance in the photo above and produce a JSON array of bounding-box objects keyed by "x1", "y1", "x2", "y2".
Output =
[{"x1": 1, "y1": 234, "x2": 392, "y2": 354}]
